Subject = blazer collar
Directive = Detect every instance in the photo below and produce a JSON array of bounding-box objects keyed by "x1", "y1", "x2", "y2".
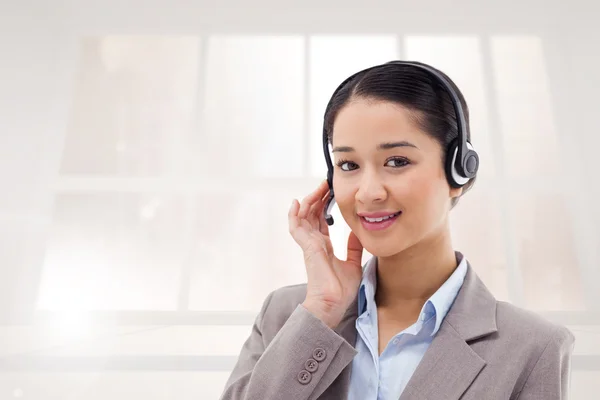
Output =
[{"x1": 333, "y1": 253, "x2": 498, "y2": 400}]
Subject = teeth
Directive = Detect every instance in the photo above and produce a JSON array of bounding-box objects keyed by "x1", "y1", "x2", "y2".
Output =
[{"x1": 364, "y1": 212, "x2": 399, "y2": 223}]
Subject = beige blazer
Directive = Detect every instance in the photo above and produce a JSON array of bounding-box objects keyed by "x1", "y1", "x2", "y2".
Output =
[{"x1": 220, "y1": 259, "x2": 575, "y2": 399}]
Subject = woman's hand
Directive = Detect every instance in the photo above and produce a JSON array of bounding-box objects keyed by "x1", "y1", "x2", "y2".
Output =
[{"x1": 288, "y1": 180, "x2": 364, "y2": 329}]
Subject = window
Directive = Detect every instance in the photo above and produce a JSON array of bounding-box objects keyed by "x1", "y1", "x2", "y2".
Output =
[
  {"x1": 60, "y1": 36, "x2": 200, "y2": 176},
  {"x1": 491, "y1": 36, "x2": 561, "y2": 178},
  {"x1": 199, "y1": 36, "x2": 305, "y2": 179},
  {"x1": 39, "y1": 34, "x2": 596, "y2": 314},
  {"x1": 18, "y1": 35, "x2": 596, "y2": 396}
]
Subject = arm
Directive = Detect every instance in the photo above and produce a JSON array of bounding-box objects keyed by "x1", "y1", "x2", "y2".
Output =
[
  {"x1": 515, "y1": 326, "x2": 576, "y2": 400},
  {"x1": 219, "y1": 290, "x2": 358, "y2": 400}
]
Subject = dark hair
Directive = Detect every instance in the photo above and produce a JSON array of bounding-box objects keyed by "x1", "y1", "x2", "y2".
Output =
[{"x1": 324, "y1": 61, "x2": 475, "y2": 208}]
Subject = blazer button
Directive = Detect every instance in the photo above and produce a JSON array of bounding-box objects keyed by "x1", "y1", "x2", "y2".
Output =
[
  {"x1": 305, "y1": 358, "x2": 318, "y2": 372},
  {"x1": 313, "y1": 348, "x2": 327, "y2": 362},
  {"x1": 297, "y1": 369, "x2": 312, "y2": 384}
]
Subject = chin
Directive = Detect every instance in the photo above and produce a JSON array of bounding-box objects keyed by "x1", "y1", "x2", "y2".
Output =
[{"x1": 357, "y1": 230, "x2": 414, "y2": 258}]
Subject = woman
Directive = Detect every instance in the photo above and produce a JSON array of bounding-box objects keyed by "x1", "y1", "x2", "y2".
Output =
[{"x1": 219, "y1": 61, "x2": 575, "y2": 400}]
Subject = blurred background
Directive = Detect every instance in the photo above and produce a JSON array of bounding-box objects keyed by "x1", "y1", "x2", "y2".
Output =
[{"x1": 0, "y1": 0, "x2": 599, "y2": 398}]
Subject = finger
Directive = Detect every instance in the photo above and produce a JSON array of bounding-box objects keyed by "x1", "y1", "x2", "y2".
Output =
[
  {"x1": 308, "y1": 196, "x2": 324, "y2": 229},
  {"x1": 288, "y1": 198, "x2": 300, "y2": 232},
  {"x1": 288, "y1": 199, "x2": 308, "y2": 245},
  {"x1": 346, "y1": 230, "x2": 364, "y2": 266},
  {"x1": 306, "y1": 198, "x2": 319, "y2": 228},
  {"x1": 298, "y1": 180, "x2": 329, "y2": 219},
  {"x1": 299, "y1": 181, "x2": 328, "y2": 220}
]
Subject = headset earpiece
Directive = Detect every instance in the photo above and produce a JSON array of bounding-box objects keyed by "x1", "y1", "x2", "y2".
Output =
[{"x1": 446, "y1": 139, "x2": 478, "y2": 188}]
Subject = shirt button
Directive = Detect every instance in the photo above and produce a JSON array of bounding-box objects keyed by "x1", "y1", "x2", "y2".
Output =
[
  {"x1": 313, "y1": 348, "x2": 327, "y2": 362},
  {"x1": 297, "y1": 370, "x2": 312, "y2": 384},
  {"x1": 393, "y1": 338, "x2": 399, "y2": 345},
  {"x1": 305, "y1": 358, "x2": 318, "y2": 372}
]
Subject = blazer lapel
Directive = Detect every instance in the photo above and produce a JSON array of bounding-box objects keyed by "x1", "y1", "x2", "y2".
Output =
[
  {"x1": 399, "y1": 260, "x2": 498, "y2": 400},
  {"x1": 397, "y1": 322, "x2": 486, "y2": 399}
]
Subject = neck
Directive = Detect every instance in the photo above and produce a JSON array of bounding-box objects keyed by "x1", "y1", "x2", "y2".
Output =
[{"x1": 374, "y1": 225, "x2": 458, "y2": 312}]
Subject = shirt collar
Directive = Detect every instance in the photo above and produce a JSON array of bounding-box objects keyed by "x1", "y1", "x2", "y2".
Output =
[
  {"x1": 357, "y1": 256, "x2": 377, "y2": 316},
  {"x1": 427, "y1": 254, "x2": 468, "y2": 335},
  {"x1": 357, "y1": 251, "x2": 468, "y2": 337}
]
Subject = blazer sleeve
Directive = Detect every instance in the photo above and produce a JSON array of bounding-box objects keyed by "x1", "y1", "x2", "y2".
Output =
[
  {"x1": 515, "y1": 326, "x2": 576, "y2": 400},
  {"x1": 219, "y1": 290, "x2": 358, "y2": 400}
]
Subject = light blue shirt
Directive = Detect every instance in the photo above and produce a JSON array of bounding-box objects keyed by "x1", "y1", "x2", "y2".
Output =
[{"x1": 348, "y1": 254, "x2": 468, "y2": 400}]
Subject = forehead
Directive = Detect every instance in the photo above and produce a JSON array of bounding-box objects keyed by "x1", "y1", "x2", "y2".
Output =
[{"x1": 332, "y1": 99, "x2": 431, "y2": 147}]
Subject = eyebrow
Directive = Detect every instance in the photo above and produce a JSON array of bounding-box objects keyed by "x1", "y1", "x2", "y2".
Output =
[{"x1": 332, "y1": 141, "x2": 419, "y2": 153}]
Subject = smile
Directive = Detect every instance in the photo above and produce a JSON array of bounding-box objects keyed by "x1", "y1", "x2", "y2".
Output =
[{"x1": 360, "y1": 211, "x2": 401, "y2": 231}]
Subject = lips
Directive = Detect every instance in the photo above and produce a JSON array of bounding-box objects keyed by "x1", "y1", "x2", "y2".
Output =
[{"x1": 359, "y1": 211, "x2": 402, "y2": 231}]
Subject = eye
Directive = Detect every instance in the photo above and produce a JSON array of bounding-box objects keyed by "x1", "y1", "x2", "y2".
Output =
[
  {"x1": 336, "y1": 159, "x2": 358, "y2": 171},
  {"x1": 385, "y1": 157, "x2": 410, "y2": 168}
]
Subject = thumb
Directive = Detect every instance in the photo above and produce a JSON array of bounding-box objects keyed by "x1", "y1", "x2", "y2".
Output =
[{"x1": 346, "y1": 230, "x2": 364, "y2": 266}]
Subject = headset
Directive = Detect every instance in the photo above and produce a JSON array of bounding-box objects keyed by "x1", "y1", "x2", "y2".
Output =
[{"x1": 322, "y1": 61, "x2": 479, "y2": 226}]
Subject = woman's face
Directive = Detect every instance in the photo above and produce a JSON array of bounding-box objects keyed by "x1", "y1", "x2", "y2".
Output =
[{"x1": 331, "y1": 98, "x2": 462, "y2": 257}]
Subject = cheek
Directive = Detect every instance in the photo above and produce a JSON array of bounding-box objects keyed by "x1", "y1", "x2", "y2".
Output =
[
  {"x1": 332, "y1": 180, "x2": 355, "y2": 215},
  {"x1": 397, "y1": 167, "x2": 450, "y2": 224},
  {"x1": 395, "y1": 169, "x2": 441, "y2": 205}
]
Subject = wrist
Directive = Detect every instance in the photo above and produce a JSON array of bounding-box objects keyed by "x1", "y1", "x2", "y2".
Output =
[{"x1": 302, "y1": 300, "x2": 342, "y2": 329}]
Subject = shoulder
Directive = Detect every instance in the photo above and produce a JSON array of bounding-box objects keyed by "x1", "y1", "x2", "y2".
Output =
[
  {"x1": 490, "y1": 301, "x2": 576, "y2": 397},
  {"x1": 495, "y1": 300, "x2": 575, "y2": 344},
  {"x1": 487, "y1": 300, "x2": 576, "y2": 372}
]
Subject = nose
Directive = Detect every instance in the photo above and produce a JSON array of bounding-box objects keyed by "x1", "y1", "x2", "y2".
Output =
[{"x1": 355, "y1": 170, "x2": 387, "y2": 205}]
